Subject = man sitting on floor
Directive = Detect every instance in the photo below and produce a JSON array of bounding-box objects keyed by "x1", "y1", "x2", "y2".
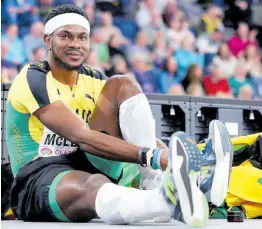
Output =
[{"x1": 6, "y1": 4, "x2": 233, "y2": 227}]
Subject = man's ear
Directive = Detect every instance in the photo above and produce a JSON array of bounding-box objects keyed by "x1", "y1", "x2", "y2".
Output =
[{"x1": 44, "y1": 34, "x2": 51, "y2": 50}]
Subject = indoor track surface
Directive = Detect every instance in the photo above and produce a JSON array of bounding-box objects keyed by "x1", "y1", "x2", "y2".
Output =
[{"x1": 2, "y1": 219, "x2": 261, "y2": 229}]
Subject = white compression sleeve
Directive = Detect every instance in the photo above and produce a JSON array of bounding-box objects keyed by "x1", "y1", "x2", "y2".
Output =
[
  {"x1": 119, "y1": 93, "x2": 161, "y2": 189},
  {"x1": 95, "y1": 183, "x2": 171, "y2": 224},
  {"x1": 119, "y1": 93, "x2": 157, "y2": 148}
]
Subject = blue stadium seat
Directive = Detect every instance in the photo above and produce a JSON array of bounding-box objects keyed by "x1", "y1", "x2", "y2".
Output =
[
  {"x1": 113, "y1": 16, "x2": 138, "y2": 43},
  {"x1": 120, "y1": 0, "x2": 132, "y2": 6}
]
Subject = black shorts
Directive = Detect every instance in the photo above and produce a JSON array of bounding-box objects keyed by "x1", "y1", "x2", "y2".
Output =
[{"x1": 10, "y1": 150, "x2": 121, "y2": 222}]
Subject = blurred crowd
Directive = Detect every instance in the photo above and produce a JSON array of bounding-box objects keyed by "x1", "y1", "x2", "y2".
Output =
[{"x1": 1, "y1": 0, "x2": 262, "y2": 100}]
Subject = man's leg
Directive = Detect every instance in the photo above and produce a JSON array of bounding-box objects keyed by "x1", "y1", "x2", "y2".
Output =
[
  {"x1": 89, "y1": 75, "x2": 234, "y2": 208},
  {"x1": 52, "y1": 75, "x2": 230, "y2": 225},
  {"x1": 54, "y1": 172, "x2": 108, "y2": 222},
  {"x1": 89, "y1": 75, "x2": 161, "y2": 189},
  {"x1": 53, "y1": 133, "x2": 209, "y2": 226},
  {"x1": 89, "y1": 75, "x2": 154, "y2": 143},
  {"x1": 51, "y1": 76, "x2": 172, "y2": 222},
  {"x1": 55, "y1": 171, "x2": 171, "y2": 223},
  {"x1": 53, "y1": 75, "x2": 170, "y2": 222}
]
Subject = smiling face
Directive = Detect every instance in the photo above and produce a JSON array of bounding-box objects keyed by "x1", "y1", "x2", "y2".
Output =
[{"x1": 44, "y1": 24, "x2": 90, "y2": 71}]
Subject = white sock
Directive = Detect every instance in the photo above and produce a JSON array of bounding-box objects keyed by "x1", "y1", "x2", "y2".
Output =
[
  {"x1": 119, "y1": 93, "x2": 161, "y2": 189},
  {"x1": 95, "y1": 183, "x2": 171, "y2": 224}
]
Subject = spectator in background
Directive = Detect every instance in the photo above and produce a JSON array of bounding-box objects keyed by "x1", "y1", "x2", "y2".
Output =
[
  {"x1": 203, "y1": 62, "x2": 231, "y2": 97},
  {"x1": 181, "y1": 64, "x2": 204, "y2": 93},
  {"x1": 1, "y1": 42, "x2": 15, "y2": 70},
  {"x1": 73, "y1": 0, "x2": 88, "y2": 7},
  {"x1": 197, "y1": 5, "x2": 224, "y2": 35},
  {"x1": 135, "y1": 0, "x2": 155, "y2": 29},
  {"x1": 53, "y1": 0, "x2": 74, "y2": 7},
  {"x1": 166, "y1": 16, "x2": 193, "y2": 52},
  {"x1": 157, "y1": 56, "x2": 178, "y2": 94},
  {"x1": 100, "y1": 11, "x2": 128, "y2": 43},
  {"x1": 212, "y1": 42, "x2": 237, "y2": 78},
  {"x1": 84, "y1": 1, "x2": 96, "y2": 27},
  {"x1": 1, "y1": 42, "x2": 18, "y2": 83},
  {"x1": 131, "y1": 53, "x2": 158, "y2": 93},
  {"x1": 152, "y1": 32, "x2": 169, "y2": 68},
  {"x1": 6, "y1": 0, "x2": 39, "y2": 34},
  {"x1": 110, "y1": 55, "x2": 135, "y2": 78},
  {"x1": 176, "y1": 0, "x2": 203, "y2": 26},
  {"x1": 243, "y1": 44, "x2": 262, "y2": 98},
  {"x1": 229, "y1": 62, "x2": 254, "y2": 97},
  {"x1": 38, "y1": 0, "x2": 54, "y2": 21},
  {"x1": 85, "y1": 49, "x2": 105, "y2": 74},
  {"x1": 90, "y1": 28, "x2": 110, "y2": 65},
  {"x1": 228, "y1": 22, "x2": 258, "y2": 57},
  {"x1": 128, "y1": 32, "x2": 151, "y2": 64},
  {"x1": 196, "y1": 28, "x2": 223, "y2": 54},
  {"x1": 163, "y1": 0, "x2": 202, "y2": 28},
  {"x1": 197, "y1": 28, "x2": 224, "y2": 69},
  {"x1": 1, "y1": 24, "x2": 27, "y2": 67},
  {"x1": 95, "y1": 0, "x2": 123, "y2": 16},
  {"x1": 240, "y1": 44, "x2": 262, "y2": 98},
  {"x1": 1, "y1": 68, "x2": 10, "y2": 83},
  {"x1": 141, "y1": 9, "x2": 166, "y2": 46},
  {"x1": 32, "y1": 47, "x2": 46, "y2": 62},
  {"x1": 244, "y1": 44, "x2": 262, "y2": 79},
  {"x1": 1, "y1": 0, "x2": 10, "y2": 28},
  {"x1": 187, "y1": 83, "x2": 206, "y2": 96},
  {"x1": 238, "y1": 84, "x2": 254, "y2": 100},
  {"x1": 228, "y1": 0, "x2": 252, "y2": 28},
  {"x1": 168, "y1": 84, "x2": 185, "y2": 95},
  {"x1": 174, "y1": 33, "x2": 204, "y2": 82},
  {"x1": 162, "y1": 0, "x2": 183, "y2": 26},
  {"x1": 108, "y1": 34, "x2": 127, "y2": 61},
  {"x1": 23, "y1": 21, "x2": 46, "y2": 62},
  {"x1": 155, "y1": 0, "x2": 169, "y2": 14}
]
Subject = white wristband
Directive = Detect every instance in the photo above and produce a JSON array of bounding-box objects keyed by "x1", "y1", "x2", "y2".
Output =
[{"x1": 146, "y1": 148, "x2": 154, "y2": 168}]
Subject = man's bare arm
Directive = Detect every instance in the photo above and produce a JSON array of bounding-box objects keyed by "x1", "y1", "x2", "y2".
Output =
[{"x1": 34, "y1": 101, "x2": 140, "y2": 163}]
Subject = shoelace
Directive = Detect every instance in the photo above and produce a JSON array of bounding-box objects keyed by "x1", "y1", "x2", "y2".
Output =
[
  {"x1": 153, "y1": 138, "x2": 212, "y2": 190},
  {"x1": 196, "y1": 170, "x2": 202, "y2": 188},
  {"x1": 197, "y1": 138, "x2": 213, "y2": 188},
  {"x1": 201, "y1": 138, "x2": 210, "y2": 159}
]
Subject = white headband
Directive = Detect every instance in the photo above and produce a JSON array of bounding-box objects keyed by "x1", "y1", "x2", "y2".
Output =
[{"x1": 44, "y1": 13, "x2": 90, "y2": 34}]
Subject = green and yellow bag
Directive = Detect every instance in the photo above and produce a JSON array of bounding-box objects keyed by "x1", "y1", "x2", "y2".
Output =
[{"x1": 210, "y1": 133, "x2": 262, "y2": 219}]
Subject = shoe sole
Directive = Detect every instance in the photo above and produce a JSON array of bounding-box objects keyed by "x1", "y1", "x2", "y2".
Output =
[
  {"x1": 209, "y1": 120, "x2": 233, "y2": 207},
  {"x1": 169, "y1": 133, "x2": 209, "y2": 227}
]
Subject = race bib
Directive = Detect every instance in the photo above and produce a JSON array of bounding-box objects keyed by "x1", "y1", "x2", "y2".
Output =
[{"x1": 38, "y1": 127, "x2": 78, "y2": 157}]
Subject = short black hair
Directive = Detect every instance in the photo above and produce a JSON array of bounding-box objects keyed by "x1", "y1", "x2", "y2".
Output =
[{"x1": 44, "y1": 4, "x2": 89, "y2": 25}]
